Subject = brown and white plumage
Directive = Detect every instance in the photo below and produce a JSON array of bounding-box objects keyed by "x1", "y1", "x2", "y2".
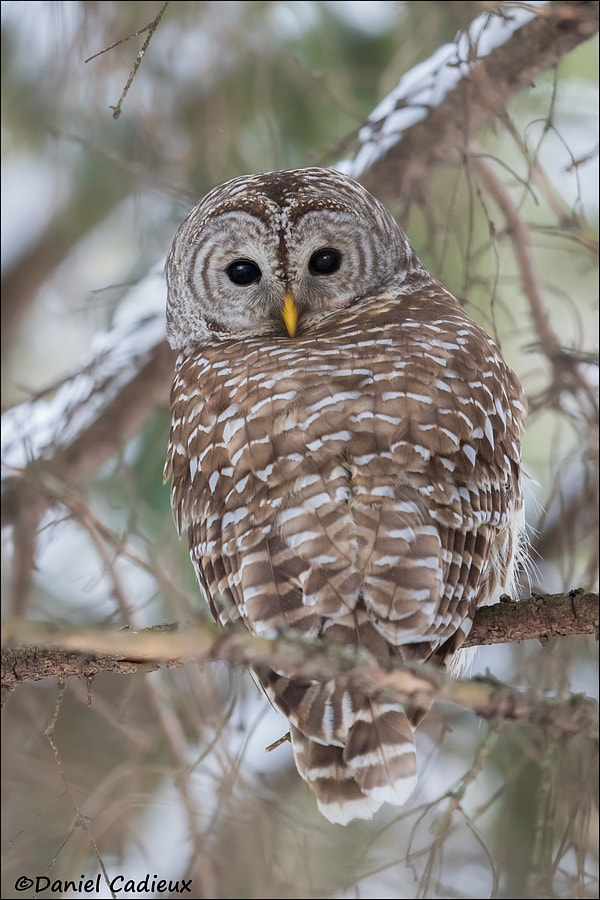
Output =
[{"x1": 164, "y1": 168, "x2": 526, "y2": 825}]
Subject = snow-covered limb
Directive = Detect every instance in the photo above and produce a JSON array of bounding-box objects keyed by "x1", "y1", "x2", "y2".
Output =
[
  {"x1": 2, "y1": 267, "x2": 174, "y2": 523},
  {"x1": 341, "y1": 3, "x2": 544, "y2": 179},
  {"x1": 2, "y1": 266, "x2": 166, "y2": 473},
  {"x1": 355, "y1": 1, "x2": 599, "y2": 203}
]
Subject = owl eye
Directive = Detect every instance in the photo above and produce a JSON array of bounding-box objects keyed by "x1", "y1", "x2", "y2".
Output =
[
  {"x1": 227, "y1": 259, "x2": 261, "y2": 285},
  {"x1": 309, "y1": 248, "x2": 342, "y2": 276}
]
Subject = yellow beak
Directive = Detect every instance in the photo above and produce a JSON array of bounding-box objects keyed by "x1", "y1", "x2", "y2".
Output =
[{"x1": 282, "y1": 293, "x2": 299, "y2": 338}]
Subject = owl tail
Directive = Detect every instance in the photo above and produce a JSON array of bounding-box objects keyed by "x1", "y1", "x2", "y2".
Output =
[{"x1": 290, "y1": 703, "x2": 418, "y2": 826}]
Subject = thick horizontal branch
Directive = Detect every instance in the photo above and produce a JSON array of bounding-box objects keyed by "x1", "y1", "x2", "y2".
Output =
[
  {"x1": 462, "y1": 588, "x2": 598, "y2": 646},
  {"x1": 2, "y1": 592, "x2": 597, "y2": 737}
]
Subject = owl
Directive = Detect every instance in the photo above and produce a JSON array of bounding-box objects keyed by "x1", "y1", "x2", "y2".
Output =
[{"x1": 164, "y1": 167, "x2": 526, "y2": 825}]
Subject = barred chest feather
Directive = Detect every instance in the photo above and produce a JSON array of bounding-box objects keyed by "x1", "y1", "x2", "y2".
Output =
[{"x1": 166, "y1": 291, "x2": 525, "y2": 658}]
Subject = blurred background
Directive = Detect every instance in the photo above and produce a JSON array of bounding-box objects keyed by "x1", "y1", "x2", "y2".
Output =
[{"x1": 1, "y1": 2, "x2": 598, "y2": 898}]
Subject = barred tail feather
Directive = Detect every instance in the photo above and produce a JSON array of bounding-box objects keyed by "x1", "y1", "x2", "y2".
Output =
[{"x1": 291, "y1": 704, "x2": 418, "y2": 826}]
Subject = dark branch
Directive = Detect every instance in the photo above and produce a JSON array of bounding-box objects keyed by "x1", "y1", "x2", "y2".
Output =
[{"x1": 462, "y1": 589, "x2": 598, "y2": 647}]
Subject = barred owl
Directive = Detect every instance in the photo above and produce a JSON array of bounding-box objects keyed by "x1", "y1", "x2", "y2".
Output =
[{"x1": 164, "y1": 167, "x2": 526, "y2": 825}]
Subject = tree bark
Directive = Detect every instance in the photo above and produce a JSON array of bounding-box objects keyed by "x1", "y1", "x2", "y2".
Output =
[{"x1": 3, "y1": 592, "x2": 597, "y2": 728}]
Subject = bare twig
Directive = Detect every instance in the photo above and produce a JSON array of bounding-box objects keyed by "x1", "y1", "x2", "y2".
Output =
[
  {"x1": 471, "y1": 156, "x2": 561, "y2": 357},
  {"x1": 98, "y1": 2, "x2": 170, "y2": 119},
  {"x1": 471, "y1": 156, "x2": 598, "y2": 420},
  {"x1": 85, "y1": 3, "x2": 167, "y2": 64}
]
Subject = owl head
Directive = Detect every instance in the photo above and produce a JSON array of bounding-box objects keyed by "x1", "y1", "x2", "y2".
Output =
[{"x1": 165, "y1": 167, "x2": 423, "y2": 350}]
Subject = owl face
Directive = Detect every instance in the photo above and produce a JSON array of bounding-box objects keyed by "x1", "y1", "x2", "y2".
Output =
[{"x1": 166, "y1": 168, "x2": 418, "y2": 349}]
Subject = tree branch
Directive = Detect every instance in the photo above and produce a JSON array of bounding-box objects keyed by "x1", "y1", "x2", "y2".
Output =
[
  {"x1": 2, "y1": 592, "x2": 597, "y2": 727},
  {"x1": 1, "y1": 264, "x2": 175, "y2": 532},
  {"x1": 357, "y1": 1, "x2": 600, "y2": 205},
  {"x1": 463, "y1": 589, "x2": 598, "y2": 646}
]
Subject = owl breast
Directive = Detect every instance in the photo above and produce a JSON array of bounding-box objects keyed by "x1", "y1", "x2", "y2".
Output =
[{"x1": 167, "y1": 291, "x2": 524, "y2": 663}]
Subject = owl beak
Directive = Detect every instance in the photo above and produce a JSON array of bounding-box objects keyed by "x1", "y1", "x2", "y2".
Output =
[{"x1": 282, "y1": 293, "x2": 299, "y2": 337}]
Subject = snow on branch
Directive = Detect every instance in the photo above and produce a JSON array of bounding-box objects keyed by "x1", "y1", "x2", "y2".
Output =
[
  {"x1": 1, "y1": 267, "x2": 175, "y2": 525},
  {"x1": 2, "y1": 591, "x2": 598, "y2": 737},
  {"x1": 352, "y1": 1, "x2": 600, "y2": 203},
  {"x1": 343, "y1": 2, "x2": 545, "y2": 179}
]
